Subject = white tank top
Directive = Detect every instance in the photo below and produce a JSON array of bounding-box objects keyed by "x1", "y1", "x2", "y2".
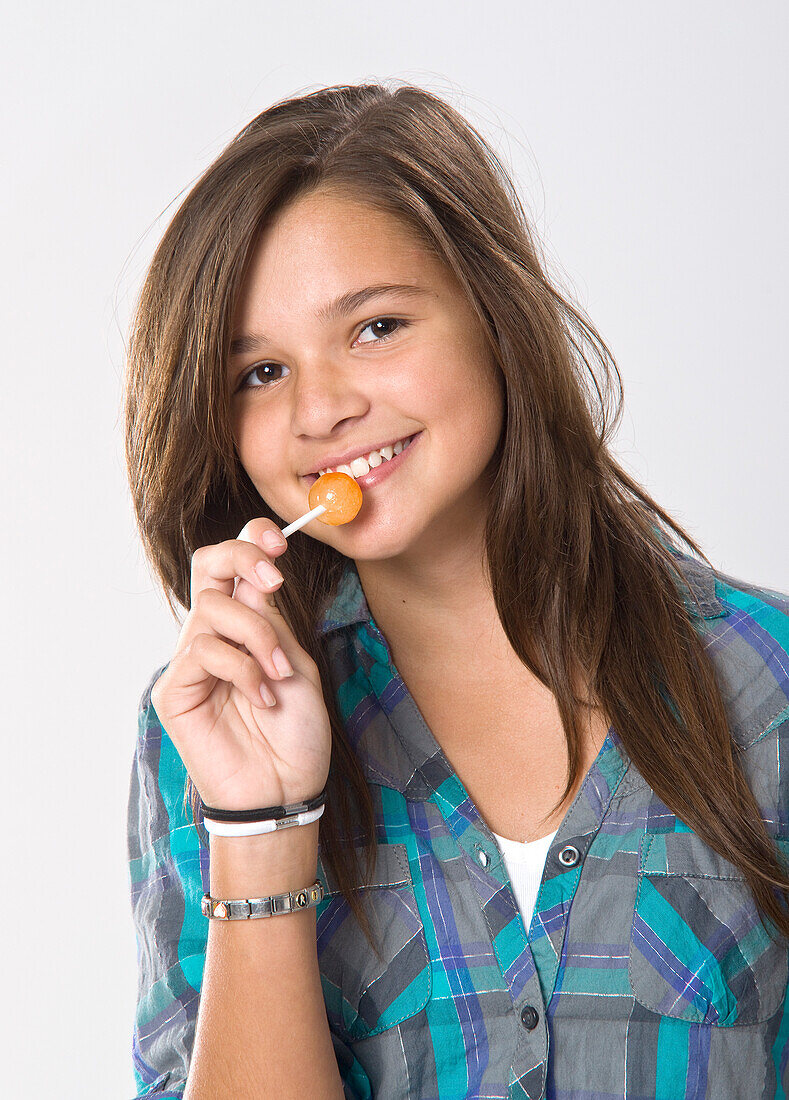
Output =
[{"x1": 489, "y1": 828, "x2": 558, "y2": 932}]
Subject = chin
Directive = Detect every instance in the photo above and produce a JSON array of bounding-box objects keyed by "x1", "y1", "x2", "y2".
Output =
[{"x1": 324, "y1": 516, "x2": 420, "y2": 561}]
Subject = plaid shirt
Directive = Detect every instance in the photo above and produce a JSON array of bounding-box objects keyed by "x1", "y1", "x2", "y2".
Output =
[{"x1": 127, "y1": 546, "x2": 789, "y2": 1098}]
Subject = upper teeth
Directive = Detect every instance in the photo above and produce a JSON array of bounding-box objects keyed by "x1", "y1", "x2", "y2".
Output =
[{"x1": 317, "y1": 436, "x2": 411, "y2": 479}]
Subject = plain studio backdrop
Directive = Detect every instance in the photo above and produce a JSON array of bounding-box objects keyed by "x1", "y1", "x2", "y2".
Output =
[{"x1": 1, "y1": 3, "x2": 786, "y2": 1096}]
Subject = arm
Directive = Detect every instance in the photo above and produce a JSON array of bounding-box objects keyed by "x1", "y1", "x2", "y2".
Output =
[
  {"x1": 184, "y1": 822, "x2": 345, "y2": 1099},
  {"x1": 128, "y1": 671, "x2": 347, "y2": 1099}
]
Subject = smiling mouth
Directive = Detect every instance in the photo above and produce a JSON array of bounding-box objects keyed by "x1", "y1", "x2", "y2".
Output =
[{"x1": 303, "y1": 433, "x2": 419, "y2": 485}]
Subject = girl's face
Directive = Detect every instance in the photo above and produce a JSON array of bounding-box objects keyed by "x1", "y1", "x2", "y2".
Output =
[{"x1": 229, "y1": 186, "x2": 505, "y2": 562}]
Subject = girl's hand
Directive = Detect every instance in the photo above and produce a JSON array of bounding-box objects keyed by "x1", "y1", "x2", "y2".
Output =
[{"x1": 150, "y1": 519, "x2": 331, "y2": 811}]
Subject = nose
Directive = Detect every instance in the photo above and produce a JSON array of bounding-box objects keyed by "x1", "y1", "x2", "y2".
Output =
[{"x1": 290, "y1": 357, "x2": 370, "y2": 438}]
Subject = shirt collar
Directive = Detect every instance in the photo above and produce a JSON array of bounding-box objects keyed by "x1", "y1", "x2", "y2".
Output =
[
  {"x1": 315, "y1": 540, "x2": 728, "y2": 804},
  {"x1": 316, "y1": 559, "x2": 371, "y2": 635},
  {"x1": 316, "y1": 539, "x2": 725, "y2": 637}
]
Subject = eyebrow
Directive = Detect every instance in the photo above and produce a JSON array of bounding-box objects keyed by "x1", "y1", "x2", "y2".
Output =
[{"x1": 230, "y1": 282, "x2": 433, "y2": 358}]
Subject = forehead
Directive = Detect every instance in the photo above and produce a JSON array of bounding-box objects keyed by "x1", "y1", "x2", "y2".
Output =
[
  {"x1": 266, "y1": 185, "x2": 426, "y2": 249},
  {"x1": 238, "y1": 188, "x2": 442, "y2": 301}
]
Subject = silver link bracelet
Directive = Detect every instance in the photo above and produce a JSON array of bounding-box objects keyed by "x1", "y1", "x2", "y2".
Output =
[{"x1": 201, "y1": 879, "x2": 324, "y2": 920}]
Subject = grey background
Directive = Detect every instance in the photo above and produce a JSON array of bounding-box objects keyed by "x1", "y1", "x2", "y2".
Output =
[{"x1": 1, "y1": 2, "x2": 786, "y2": 1096}]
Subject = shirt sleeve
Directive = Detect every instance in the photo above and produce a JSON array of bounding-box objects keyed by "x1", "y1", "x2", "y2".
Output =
[
  {"x1": 127, "y1": 663, "x2": 207, "y2": 1098},
  {"x1": 126, "y1": 665, "x2": 374, "y2": 1100}
]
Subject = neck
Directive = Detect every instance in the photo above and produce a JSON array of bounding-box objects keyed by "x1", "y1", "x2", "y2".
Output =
[
  {"x1": 354, "y1": 520, "x2": 602, "y2": 714},
  {"x1": 354, "y1": 516, "x2": 511, "y2": 668}
]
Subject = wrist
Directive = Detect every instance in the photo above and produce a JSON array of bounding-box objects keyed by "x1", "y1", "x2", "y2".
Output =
[
  {"x1": 203, "y1": 802, "x2": 324, "y2": 838},
  {"x1": 208, "y1": 818, "x2": 320, "y2": 898}
]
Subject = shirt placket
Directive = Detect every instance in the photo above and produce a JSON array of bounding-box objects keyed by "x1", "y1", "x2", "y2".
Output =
[
  {"x1": 355, "y1": 615, "x2": 630, "y2": 1100},
  {"x1": 431, "y1": 733, "x2": 629, "y2": 1100}
]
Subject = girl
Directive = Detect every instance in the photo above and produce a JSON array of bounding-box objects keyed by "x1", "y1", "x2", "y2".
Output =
[{"x1": 126, "y1": 82, "x2": 789, "y2": 1099}]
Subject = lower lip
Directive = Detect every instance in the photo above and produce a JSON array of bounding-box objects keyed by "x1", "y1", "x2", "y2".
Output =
[{"x1": 307, "y1": 432, "x2": 422, "y2": 491}]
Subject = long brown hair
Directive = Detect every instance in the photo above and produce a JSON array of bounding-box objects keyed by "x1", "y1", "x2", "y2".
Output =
[{"x1": 124, "y1": 80, "x2": 789, "y2": 950}]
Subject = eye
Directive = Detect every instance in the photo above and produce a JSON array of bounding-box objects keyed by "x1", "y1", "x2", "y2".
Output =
[
  {"x1": 237, "y1": 361, "x2": 290, "y2": 391},
  {"x1": 236, "y1": 317, "x2": 409, "y2": 391},
  {"x1": 355, "y1": 316, "x2": 409, "y2": 345}
]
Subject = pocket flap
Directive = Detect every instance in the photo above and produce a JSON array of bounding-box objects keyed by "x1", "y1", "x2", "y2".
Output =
[
  {"x1": 314, "y1": 842, "x2": 431, "y2": 1041},
  {"x1": 640, "y1": 830, "x2": 747, "y2": 880},
  {"x1": 630, "y1": 829, "x2": 789, "y2": 1026},
  {"x1": 317, "y1": 841, "x2": 411, "y2": 897}
]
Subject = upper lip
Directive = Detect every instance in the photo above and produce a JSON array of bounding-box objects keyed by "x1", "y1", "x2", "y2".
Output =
[{"x1": 302, "y1": 433, "x2": 418, "y2": 477}]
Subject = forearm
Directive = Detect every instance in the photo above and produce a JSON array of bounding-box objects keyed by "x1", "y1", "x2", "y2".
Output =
[{"x1": 184, "y1": 821, "x2": 344, "y2": 1099}]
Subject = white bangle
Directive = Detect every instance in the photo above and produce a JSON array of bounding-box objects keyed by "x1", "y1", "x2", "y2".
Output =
[{"x1": 203, "y1": 802, "x2": 325, "y2": 837}]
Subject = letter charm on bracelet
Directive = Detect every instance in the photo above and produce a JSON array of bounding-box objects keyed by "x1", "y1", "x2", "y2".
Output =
[{"x1": 202, "y1": 880, "x2": 325, "y2": 920}]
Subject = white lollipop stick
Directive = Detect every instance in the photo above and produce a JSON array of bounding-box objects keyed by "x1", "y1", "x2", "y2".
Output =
[
  {"x1": 233, "y1": 504, "x2": 329, "y2": 597},
  {"x1": 280, "y1": 504, "x2": 327, "y2": 538}
]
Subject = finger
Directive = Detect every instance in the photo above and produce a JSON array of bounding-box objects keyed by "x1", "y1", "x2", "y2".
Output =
[
  {"x1": 174, "y1": 632, "x2": 274, "y2": 712},
  {"x1": 230, "y1": 522, "x2": 304, "y2": 647},
  {"x1": 233, "y1": 516, "x2": 295, "y2": 623},
  {"x1": 236, "y1": 517, "x2": 289, "y2": 560},
  {"x1": 177, "y1": 586, "x2": 295, "y2": 686},
  {"x1": 231, "y1": 576, "x2": 313, "y2": 676},
  {"x1": 190, "y1": 521, "x2": 287, "y2": 606}
]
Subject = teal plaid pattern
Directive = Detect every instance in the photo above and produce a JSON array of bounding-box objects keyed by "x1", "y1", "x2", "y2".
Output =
[{"x1": 128, "y1": 546, "x2": 789, "y2": 1098}]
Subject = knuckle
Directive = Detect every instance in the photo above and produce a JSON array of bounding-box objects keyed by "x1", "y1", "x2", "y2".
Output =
[
  {"x1": 193, "y1": 587, "x2": 218, "y2": 611},
  {"x1": 253, "y1": 615, "x2": 278, "y2": 649},
  {"x1": 186, "y1": 632, "x2": 209, "y2": 659},
  {"x1": 235, "y1": 520, "x2": 254, "y2": 544},
  {"x1": 181, "y1": 608, "x2": 199, "y2": 638},
  {"x1": 233, "y1": 540, "x2": 260, "y2": 575},
  {"x1": 239, "y1": 651, "x2": 261, "y2": 680},
  {"x1": 251, "y1": 516, "x2": 279, "y2": 537},
  {"x1": 235, "y1": 521, "x2": 263, "y2": 548}
]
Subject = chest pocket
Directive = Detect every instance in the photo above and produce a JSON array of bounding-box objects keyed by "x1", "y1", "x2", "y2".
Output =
[
  {"x1": 628, "y1": 830, "x2": 789, "y2": 1026},
  {"x1": 315, "y1": 841, "x2": 432, "y2": 1042}
]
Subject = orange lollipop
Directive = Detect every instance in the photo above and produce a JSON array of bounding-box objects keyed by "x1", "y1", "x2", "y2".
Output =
[
  {"x1": 308, "y1": 471, "x2": 363, "y2": 525},
  {"x1": 279, "y1": 471, "x2": 363, "y2": 538}
]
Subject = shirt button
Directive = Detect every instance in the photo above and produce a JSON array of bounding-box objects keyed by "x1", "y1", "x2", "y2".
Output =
[
  {"x1": 475, "y1": 847, "x2": 490, "y2": 867},
  {"x1": 558, "y1": 844, "x2": 580, "y2": 867},
  {"x1": 520, "y1": 1004, "x2": 540, "y2": 1030}
]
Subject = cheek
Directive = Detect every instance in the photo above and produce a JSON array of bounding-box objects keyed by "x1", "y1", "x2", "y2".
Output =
[
  {"x1": 231, "y1": 408, "x2": 255, "y2": 460},
  {"x1": 448, "y1": 356, "x2": 503, "y2": 422},
  {"x1": 404, "y1": 342, "x2": 476, "y2": 409},
  {"x1": 233, "y1": 408, "x2": 281, "y2": 475},
  {"x1": 234, "y1": 437, "x2": 279, "y2": 496}
]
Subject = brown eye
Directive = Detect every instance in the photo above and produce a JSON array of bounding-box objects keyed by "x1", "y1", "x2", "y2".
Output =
[
  {"x1": 239, "y1": 362, "x2": 289, "y2": 390},
  {"x1": 355, "y1": 317, "x2": 409, "y2": 345}
]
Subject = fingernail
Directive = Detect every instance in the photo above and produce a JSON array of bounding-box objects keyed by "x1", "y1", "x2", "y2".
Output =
[
  {"x1": 262, "y1": 532, "x2": 287, "y2": 551},
  {"x1": 272, "y1": 646, "x2": 294, "y2": 678},
  {"x1": 256, "y1": 561, "x2": 283, "y2": 587}
]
